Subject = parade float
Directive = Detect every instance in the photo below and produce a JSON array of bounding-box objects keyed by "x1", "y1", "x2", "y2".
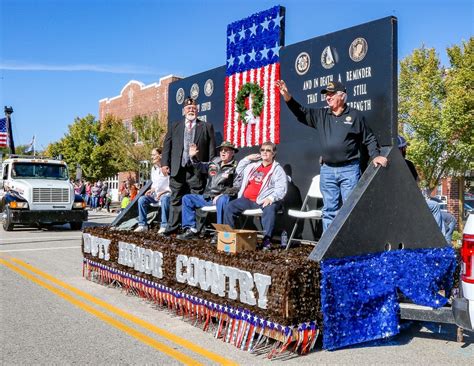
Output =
[{"x1": 83, "y1": 6, "x2": 457, "y2": 356}]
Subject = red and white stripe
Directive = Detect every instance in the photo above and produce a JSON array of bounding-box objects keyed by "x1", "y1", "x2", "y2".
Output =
[
  {"x1": 224, "y1": 63, "x2": 280, "y2": 148},
  {"x1": 0, "y1": 133, "x2": 7, "y2": 147}
]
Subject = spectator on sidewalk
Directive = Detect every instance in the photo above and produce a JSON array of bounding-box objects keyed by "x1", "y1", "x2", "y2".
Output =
[{"x1": 91, "y1": 182, "x2": 101, "y2": 211}]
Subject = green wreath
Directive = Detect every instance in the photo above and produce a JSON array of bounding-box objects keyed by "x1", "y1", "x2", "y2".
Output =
[{"x1": 235, "y1": 82, "x2": 264, "y2": 124}]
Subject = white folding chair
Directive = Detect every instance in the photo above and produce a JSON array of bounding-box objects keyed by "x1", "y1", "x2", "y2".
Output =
[
  {"x1": 286, "y1": 175, "x2": 323, "y2": 249},
  {"x1": 196, "y1": 205, "x2": 217, "y2": 234},
  {"x1": 200, "y1": 205, "x2": 217, "y2": 213},
  {"x1": 241, "y1": 208, "x2": 264, "y2": 235}
]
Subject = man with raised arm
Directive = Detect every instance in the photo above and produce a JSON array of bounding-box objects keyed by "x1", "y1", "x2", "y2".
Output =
[{"x1": 276, "y1": 80, "x2": 387, "y2": 231}]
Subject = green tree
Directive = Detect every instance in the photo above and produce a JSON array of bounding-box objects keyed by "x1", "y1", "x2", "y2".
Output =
[
  {"x1": 399, "y1": 38, "x2": 474, "y2": 191},
  {"x1": 44, "y1": 114, "x2": 125, "y2": 180},
  {"x1": 113, "y1": 113, "x2": 168, "y2": 170},
  {"x1": 14, "y1": 144, "x2": 35, "y2": 155}
]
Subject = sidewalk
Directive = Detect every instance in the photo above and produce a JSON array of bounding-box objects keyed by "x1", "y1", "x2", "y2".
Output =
[{"x1": 86, "y1": 201, "x2": 121, "y2": 215}]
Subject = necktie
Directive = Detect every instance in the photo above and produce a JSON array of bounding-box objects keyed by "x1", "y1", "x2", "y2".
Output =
[{"x1": 188, "y1": 121, "x2": 192, "y2": 130}]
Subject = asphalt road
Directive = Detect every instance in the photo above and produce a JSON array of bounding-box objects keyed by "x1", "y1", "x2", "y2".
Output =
[{"x1": 1, "y1": 210, "x2": 472, "y2": 365}]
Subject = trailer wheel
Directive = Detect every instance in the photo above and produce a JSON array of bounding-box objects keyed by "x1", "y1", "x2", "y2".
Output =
[
  {"x1": 3, "y1": 208, "x2": 14, "y2": 231},
  {"x1": 70, "y1": 222, "x2": 83, "y2": 230}
]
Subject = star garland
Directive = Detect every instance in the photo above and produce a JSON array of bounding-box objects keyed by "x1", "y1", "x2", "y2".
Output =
[{"x1": 235, "y1": 82, "x2": 264, "y2": 124}]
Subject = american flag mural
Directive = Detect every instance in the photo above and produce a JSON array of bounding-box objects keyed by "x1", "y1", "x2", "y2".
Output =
[
  {"x1": 0, "y1": 118, "x2": 8, "y2": 147},
  {"x1": 224, "y1": 6, "x2": 285, "y2": 147}
]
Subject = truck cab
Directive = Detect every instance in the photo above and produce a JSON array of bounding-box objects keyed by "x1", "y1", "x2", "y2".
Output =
[{"x1": 0, "y1": 156, "x2": 88, "y2": 231}]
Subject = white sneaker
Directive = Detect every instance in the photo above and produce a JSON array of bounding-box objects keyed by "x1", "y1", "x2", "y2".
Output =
[
  {"x1": 158, "y1": 227, "x2": 167, "y2": 234},
  {"x1": 134, "y1": 225, "x2": 148, "y2": 232}
]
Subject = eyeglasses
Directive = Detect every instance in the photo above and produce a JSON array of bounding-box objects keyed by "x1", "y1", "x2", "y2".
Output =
[{"x1": 260, "y1": 148, "x2": 273, "y2": 153}]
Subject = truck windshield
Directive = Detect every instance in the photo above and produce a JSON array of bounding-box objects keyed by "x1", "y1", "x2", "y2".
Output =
[{"x1": 12, "y1": 162, "x2": 69, "y2": 180}]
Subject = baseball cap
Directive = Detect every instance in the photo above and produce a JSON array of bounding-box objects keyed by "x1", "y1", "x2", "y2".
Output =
[
  {"x1": 321, "y1": 81, "x2": 346, "y2": 94},
  {"x1": 397, "y1": 135, "x2": 407, "y2": 148}
]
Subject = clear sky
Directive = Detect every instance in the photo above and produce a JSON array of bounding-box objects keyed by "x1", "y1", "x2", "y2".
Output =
[{"x1": 1, "y1": 0, "x2": 472, "y2": 150}]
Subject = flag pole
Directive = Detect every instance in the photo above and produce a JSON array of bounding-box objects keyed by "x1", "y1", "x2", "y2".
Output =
[{"x1": 4, "y1": 106, "x2": 15, "y2": 155}]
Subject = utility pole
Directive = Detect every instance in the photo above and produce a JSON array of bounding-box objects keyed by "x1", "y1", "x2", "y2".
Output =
[{"x1": 4, "y1": 106, "x2": 15, "y2": 154}]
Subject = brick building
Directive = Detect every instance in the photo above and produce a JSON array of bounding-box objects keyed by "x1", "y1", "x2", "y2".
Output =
[{"x1": 98, "y1": 75, "x2": 181, "y2": 200}]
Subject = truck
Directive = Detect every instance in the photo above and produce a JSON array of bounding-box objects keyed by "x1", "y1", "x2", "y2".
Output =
[
  {"x1": 452, "y1": 213, "x2": 474, "y2": 331},
  {"x1": 0, "y1": 155, "x2": 88, "y2": 231}
]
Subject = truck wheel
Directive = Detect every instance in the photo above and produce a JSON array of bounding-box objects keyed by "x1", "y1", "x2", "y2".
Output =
[
  {"x1": 3, "y1": 208, "x2": 14, "y2": 231},
  {"x1": 70, "y1": 222, "x2": 83, "y2": 230}
]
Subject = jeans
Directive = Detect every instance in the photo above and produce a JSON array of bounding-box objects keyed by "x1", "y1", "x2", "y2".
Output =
[
  {"x1": 181, "y1": 194, "x2": 230, "y2": 229},
  {"x1": 137, "y1": 193, "x2": 171, "y2": 227},
  {"x1": 223, "y1": 197, "x2": 281, "y2": 238},
  {"x1": 320, "y1": 160, "x2": 360, "y2": 231},
  {"x1": 91, "y1": 196, "x2": 99, "y2": 209}
]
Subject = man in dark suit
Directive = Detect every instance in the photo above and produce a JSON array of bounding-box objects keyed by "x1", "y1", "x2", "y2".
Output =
[{"x1": 161, "y1": 97, "x2": 216, "y2": 233}]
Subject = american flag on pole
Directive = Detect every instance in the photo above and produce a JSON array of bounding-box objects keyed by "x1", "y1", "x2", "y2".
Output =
[
  {"x1": 0, "y1": 118, "x2": 8, "y2": 147},
  {"x1": 224, "y1": 6, "x2": 285, "y2": 148}
]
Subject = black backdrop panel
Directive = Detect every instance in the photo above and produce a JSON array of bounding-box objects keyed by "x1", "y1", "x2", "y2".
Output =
[
  {"x1": 167, "y1": 17, "x2": 398, "y2": 237},
  {"x1": 280, "y1": 16, "x2": 397, "y2": 148}
]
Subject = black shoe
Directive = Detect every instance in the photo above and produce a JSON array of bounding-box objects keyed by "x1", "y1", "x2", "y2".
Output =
[
  {"x1": 160, "y1": 228, "x2": 177, "y2": 237},
  {"x1": 210, "y1": 233, "x2": 218, "y2": 245},
  {"x1": 262, "y1": 237, "x2": 272, "y2": 251},
  {"x1": 176, "y1": 228, "x2": 198, "y2": 240}
]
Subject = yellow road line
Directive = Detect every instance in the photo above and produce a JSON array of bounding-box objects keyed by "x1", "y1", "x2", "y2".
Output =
[
  {"x1": 6, "y1": 256, "x2": 238, "y2": 366},
  {"x1": 0, "y1": 258, "x2": 202, "y2": 366}
]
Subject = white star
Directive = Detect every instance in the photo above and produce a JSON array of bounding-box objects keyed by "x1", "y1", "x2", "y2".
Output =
[
  {"x1": 228, "y1": 30, "x2": 236, "y2": 44},
  {"x1": 238, "y1": 52, "x2": 247, "y2": 64},
  {"x1": 271, "y1": 42, "x2": 281, "y2": 58},
  {"x1": 238, "y1": 25, "x2": 246, "y2": 40},
  {"x1": 248, "y1": 48, "x2": 257, "y2": 61},
  {"x1": 261, "y1": 17, "x2": 270, "y2": 31},
  {"x1": 272, "y1": 13, "x2": 284, "y2": 28},
  {"x1": 227, "y1": 54, "x2": 235, "y2": 66},
  {"x1": 249, "y1": 22, "x2": 258, "y2": 36},
  {"x1": 260, "y1": 45, "x2": 270, "y2": 59}
]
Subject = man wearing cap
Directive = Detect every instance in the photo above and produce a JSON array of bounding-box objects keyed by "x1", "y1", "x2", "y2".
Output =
[
  {"x1": 177, "y1": 141, "x2": 239, "y2": 241},
  {"x1": 161, "y1": 97, "x2": 216, "y2": 234},
  {"x1": 276, "y1": 80, "x2": 387, "y2": 231}
]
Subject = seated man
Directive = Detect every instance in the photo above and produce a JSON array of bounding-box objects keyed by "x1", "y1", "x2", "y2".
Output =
[
  {"x1": 177, "y1": 141, "x2": 239, "y2": 241},
  {"x1": 135, "y1": 148, "x2": 171, "y2": 233},
  {"x1": 223, "y1": 141, "x2": 287, "y2": 249}
]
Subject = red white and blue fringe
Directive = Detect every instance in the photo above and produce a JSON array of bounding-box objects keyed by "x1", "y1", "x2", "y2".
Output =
[{"x1": 83, "y1": 258, "x2": 319, "y2": 357}]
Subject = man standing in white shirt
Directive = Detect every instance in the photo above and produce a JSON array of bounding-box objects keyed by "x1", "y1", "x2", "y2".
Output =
[{"x1": 135, "y1": 148, "x2": 171, "y2": 233}]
